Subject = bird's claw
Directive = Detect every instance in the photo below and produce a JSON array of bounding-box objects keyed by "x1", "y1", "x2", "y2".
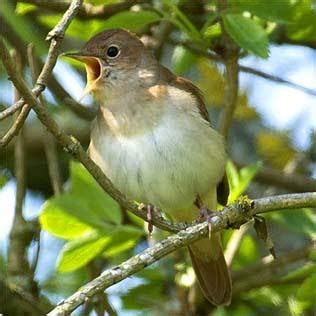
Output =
[
  {"x1": 197, "y1": 207, "x2": 216, "y2": 239},
  {"x1": 146, "y1": 204, "x2": 155, "y2": 235}
]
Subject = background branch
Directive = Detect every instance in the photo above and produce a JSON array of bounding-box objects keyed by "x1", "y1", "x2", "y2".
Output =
[{"x1": 18, "y1": 0, "x2": 145, "y2": 20}]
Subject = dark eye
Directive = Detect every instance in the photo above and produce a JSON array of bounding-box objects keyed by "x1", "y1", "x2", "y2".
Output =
[{"x1": 107, "y1": 46, "x2": 119, "y2": 58}]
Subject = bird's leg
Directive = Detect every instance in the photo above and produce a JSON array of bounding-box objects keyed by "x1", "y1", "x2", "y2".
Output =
[
  {"x1": 194, "y1": 195, "x2": 216, "y2": 239},
  {"x1": 146, "y1": 203, "x2": 155, "y2": 235}
]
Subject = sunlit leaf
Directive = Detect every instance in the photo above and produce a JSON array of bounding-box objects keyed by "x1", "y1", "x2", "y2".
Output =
[
  {"x1": 15, "y1": 3, "x2": 37, "y2": 15},
  {"x1": 297, "y1": 273, "x2": 316, "y2": 305},
  {"x1": 228, "y1": 0, "x2": 297, "y2": 23},
  {"x1": 223, "y1": 14, "x2": 269, "y2": 58},
  {"x1": 57, "y1": 231, "x2": 110, "y2": 272},
  {"x1": 171, "y1": 46, "x2": 197, "y2": 75},
  {"x1": 287, "y1": 0, "x2": 316, "y2": 41},
  {"x1": 40, "y1": 193, "x2": 116, "y2": 233},
  {"x1": 102, "y1": 225, "x2": 143, "y2": 257},
  {"x1": 226, "y1": 160, "x2": 261, "y2": 203},
  {"x1": 40, "y1": 199, "x2": 93, "y2": 239},
  {"x1": 70, "y1": 162, "x2": 121, "y2": 225}
]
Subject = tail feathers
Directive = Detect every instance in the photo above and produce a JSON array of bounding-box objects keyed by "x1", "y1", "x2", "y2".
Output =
[{"x1": 188, "y1": 246, "x2": 232, "y2": 306}]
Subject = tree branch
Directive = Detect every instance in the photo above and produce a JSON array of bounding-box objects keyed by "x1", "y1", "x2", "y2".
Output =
[
  {"x1": 28, "y1": 43, "x2": 63, "y2": 195},
  {"x1": 18, "y1": 0, "x2": 145, "y2": 20},
  {"x1": 233, "y1": 241, "x2": 316, "y2": 294},
  {"x1": 217, "y1": 0, "x2": 239, "y2": 140},
  {"x1": 0, "y1": 104, "x2": 31, "y2": 147},
  {"x1": 48, "y1": 193, "x2": 316, "y2": 315}
]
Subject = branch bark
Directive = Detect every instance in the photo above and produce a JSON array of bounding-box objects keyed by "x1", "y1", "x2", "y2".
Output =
[
  {"x1": 217, "y1": 0, "x2": 240, "y2": 140},
  {"x1": 18, "y1": 0, "x2": 145, "y2": 20},
  {"x1": 48, "y1": 193, "x2": 316, "y2": 315}
]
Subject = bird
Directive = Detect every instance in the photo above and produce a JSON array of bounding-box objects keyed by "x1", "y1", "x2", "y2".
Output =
[{"x1": 65, "y1": 28, "x2": 232, "y2": 306}]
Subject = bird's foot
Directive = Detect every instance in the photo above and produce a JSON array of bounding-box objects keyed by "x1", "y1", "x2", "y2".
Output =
[
  {"x1": 197, "y1": 207, "x2": 217, "y2": 239},
  {"x1": 146, "y1": 203, "x2": 156, "y2": 235}
]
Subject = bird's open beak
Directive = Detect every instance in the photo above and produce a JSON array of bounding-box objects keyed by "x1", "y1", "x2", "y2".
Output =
[{"x1": 63, "y1": 52, "x2": 103, "y2": 101}]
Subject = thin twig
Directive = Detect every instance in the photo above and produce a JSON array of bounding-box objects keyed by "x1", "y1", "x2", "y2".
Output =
[
  {"x1": 224, "y1": 222, "x2": 250, "y2": 267},
  {"x1": 0, "y1": 104, "x2": 31, "y2": 147},
  {"x1": 0, "y1": 0, "x2": 82, "y2": 123},
  {"x1": 239, "y1": 65, "x2": 316, "y2": 97},
  {"x1": 217, "y1": 0, "x2": 239, "y2": 140},
  {"x1": 168, "y1": 38, "x2": 316, "y2": 98},
  {"x1": 47, "y1": 193, "x2": 316, "y2": 315},
  {"x1": 7, "y1": 51, "x2": 36, "y2": 295},
  {"x1": 0, "y1": 16, "x2": 95, "y2": 121},
  {"x1": 233, "y1": 241, "x2": 316, "y2": 294},
  {"x1": 27, "y1": 43, "x2": 63, "y2": 195},
  {"x1": 18, "y1": 0, "x2": 145, "y2": 20},
  {"x1": 235, "y1": 161, "x2": 316, "y2": 193},
  {"x1": 218, "y1": 55, "x2": 239, "y2": 139}
]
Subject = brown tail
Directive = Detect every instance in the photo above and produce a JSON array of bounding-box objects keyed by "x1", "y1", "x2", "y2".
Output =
[{"x1": 188, "y1": 235, "x2": 232, "y2": 306}]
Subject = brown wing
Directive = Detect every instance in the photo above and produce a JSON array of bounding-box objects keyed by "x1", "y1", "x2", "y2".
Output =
[
  {"x1": 159, "y1": 65, "x2": 229, "y2": 205},
  {"x1": 158, "y1": 65, "x2": 210, "y2": 123}
]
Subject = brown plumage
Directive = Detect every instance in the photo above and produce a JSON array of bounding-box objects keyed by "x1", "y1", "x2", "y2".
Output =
[{"x1": 65, "y1": 28, "x2": 232, "y2": 306}]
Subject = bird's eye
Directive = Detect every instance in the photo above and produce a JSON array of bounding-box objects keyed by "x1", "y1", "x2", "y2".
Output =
[{"x1": 107, "y1": 45, "x2": 119, "y2": 58}]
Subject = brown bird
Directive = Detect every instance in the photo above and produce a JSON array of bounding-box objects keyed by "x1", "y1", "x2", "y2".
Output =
[{"x1": 65, "y1": 28, "x2": 232, "y2": 305}]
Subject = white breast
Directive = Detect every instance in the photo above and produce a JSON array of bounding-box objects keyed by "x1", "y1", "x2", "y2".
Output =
[{"x1": 89, "y1": 87, "x2": 226, "y2": 215}]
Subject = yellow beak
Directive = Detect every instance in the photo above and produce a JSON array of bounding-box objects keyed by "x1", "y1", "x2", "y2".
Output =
[{"x1": 63, "y1": 52, "x2": 102, "y2": 101}]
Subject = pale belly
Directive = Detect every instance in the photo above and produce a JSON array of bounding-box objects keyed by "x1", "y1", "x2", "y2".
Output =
[{"x1": 89, "y1": 114, "x2": 226, "y2": 215}]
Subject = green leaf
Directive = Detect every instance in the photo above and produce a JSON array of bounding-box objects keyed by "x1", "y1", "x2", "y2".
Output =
[
  {"x1": 271, "y1": 208, "x2": 316, "y2": 238},
  {"x1": 162, "y1": 1, "x2": 201, "y2": 40},
  {"x1": 171, "y1": 46, "x2": 197, "y2": 75},
  {"x1": 102, "y1": 225, "x2": 143, "y2": 257},
  {"x1": 228, "y1": 0, "x2": 296, "y2": 23},
  {"x1": 2, "y1": 0, "x2": 47, "y2": 55},
  {"x1": 70, "y1": 162, "x2": 121, "y2": 225},
  {"x1": 286, "y1": 0, "x2": 316, "y2": 41},
  {"x1": 40, "y1": 193, "x2": 116, "y2": 235},
  {"x1": 283, "y1": 263, "x2": 316, "y2": 282},
  {"x1": 235, "y1": 162, "x2": 262, "y2": 198},
  {"x1": 297, "y1": 273, "x2": 316, "y2": 305},
  {"x1": 15, "y1": 3, "x2": 37, "y2": 15},
  {"x1": 97, "y1": 11, "x2": 161, "y2": 33},
  {"x1": 226, "y1": 160, "x2": 240, "y2": 191},
  {"x1": 233, "y1": 234, "x2": 259, "y2": 269},
  {"x1": 226, "y1": 160, "x2": 261, "y2": 203},
  {"x1": 57, "y1": 231, "x2": 110, "y2": 272},
  {"x1": 122, "y1": 282, "x2": 165, "y2": 310},
  {"x1": 223, "y1": 14, "x2": 269, "y2": 58},
  {"x1": 40, "y1": 198, "x2": 93, "y2": 239},
  {"x1": 0, "y1": 174, "x2": 7, "y2": 189}
]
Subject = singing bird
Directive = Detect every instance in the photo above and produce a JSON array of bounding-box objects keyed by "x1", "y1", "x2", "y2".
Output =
[{"x1": 65, "y1": 29, "x2": 232, "y2": 305}]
